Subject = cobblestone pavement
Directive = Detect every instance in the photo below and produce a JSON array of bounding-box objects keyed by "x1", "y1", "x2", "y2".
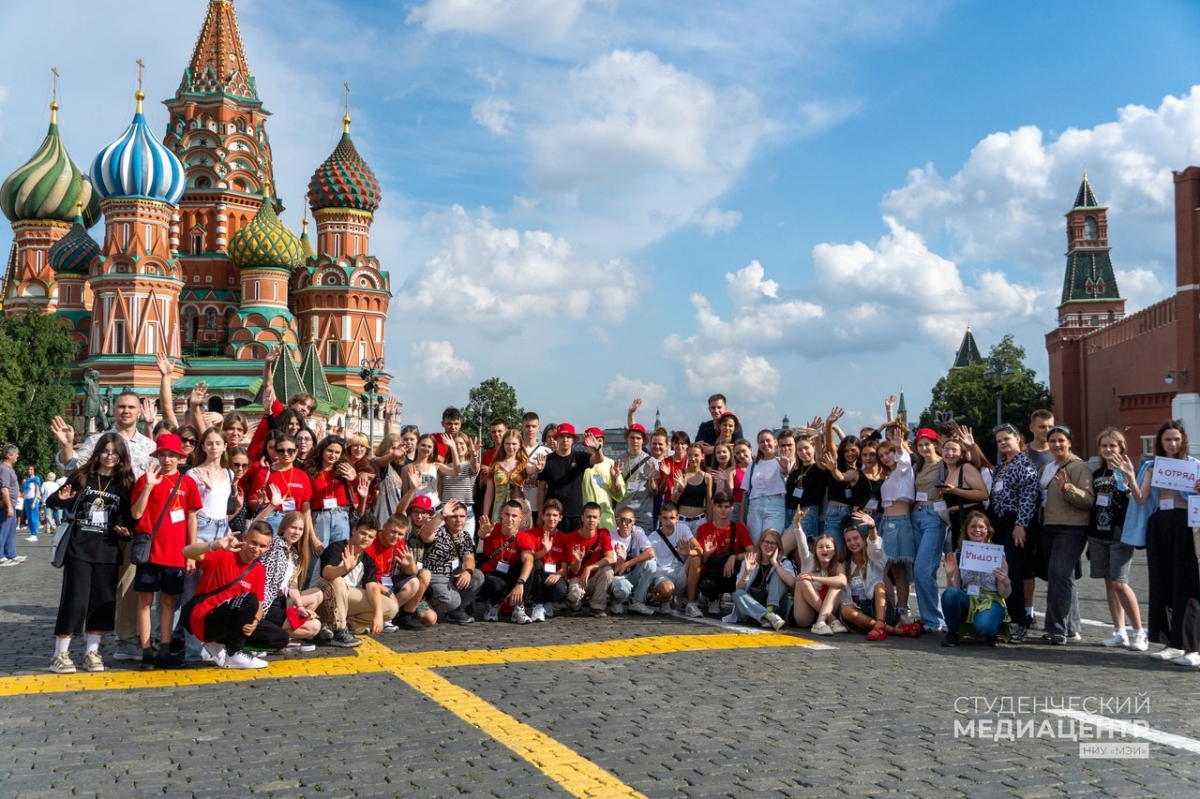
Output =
[{"x1": 1, "y1": 535, "x2": 1198, "y2": 798}]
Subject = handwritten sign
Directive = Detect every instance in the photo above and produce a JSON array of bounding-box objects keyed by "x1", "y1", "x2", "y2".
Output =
[
  {"x1": 1190, "y1": 496, "x2": 1200, "y2": 528},
  {"x1": 1151, "y1": 457, "x2": 1200, "y2": 493},
  {"x1": 960, "y1": 541, "x2": 1005, "y2": 573}
]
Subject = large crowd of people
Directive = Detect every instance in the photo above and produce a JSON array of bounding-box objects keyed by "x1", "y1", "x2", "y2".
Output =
[{"x1": 3, "y1": 347, "x2": 1199, "y2": 674}]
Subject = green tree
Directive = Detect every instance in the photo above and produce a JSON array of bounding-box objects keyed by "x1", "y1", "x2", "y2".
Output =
[
  {"x1": 0, "y1": 310, "x2": 78, "y2": 474},
  {"x1": 919, "y1": 335, "x2": 1053, "y2": 460},
  {"x1": 462, "y1": 378, "x2": 525, "y2": 443}
]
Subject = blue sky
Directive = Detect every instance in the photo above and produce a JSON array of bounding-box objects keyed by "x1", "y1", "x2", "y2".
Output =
[{"x1": 2, "y1": 0, "x2": 1199, "y2": 437}]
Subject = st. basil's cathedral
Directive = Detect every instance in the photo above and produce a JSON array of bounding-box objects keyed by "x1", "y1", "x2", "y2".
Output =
[{"x1": 0, "y1": 0, "x2": 391, "y2": 423}]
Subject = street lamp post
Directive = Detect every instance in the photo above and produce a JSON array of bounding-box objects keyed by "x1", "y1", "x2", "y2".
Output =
[
  {"x1": 983, "y1": 357, "x2": 1015, "y2": 425},
  {"x1": 359, "y1": 357, "x2": 388, "y2": 448}
]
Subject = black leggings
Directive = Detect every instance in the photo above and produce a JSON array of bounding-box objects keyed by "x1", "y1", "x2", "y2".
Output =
[
  {"x1": 54, "y1": 558, "x2": 119, "y2": 636},
  {"x1": 988, "y1": 511, "x2": 1032, "y2": 625},
  {"x1": 1146, "y1": 509, "x2": 1200, "y2": 649}
]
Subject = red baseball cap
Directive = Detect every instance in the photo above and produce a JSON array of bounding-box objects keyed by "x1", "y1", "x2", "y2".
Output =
[
  {"x1": 409, "y1": 495, "x2": 434, "y2": 512},
  {"x1": 151, "y1": 433, "x2": 186, "y2": 457},
  {"x1": 626, "y1": 423, "x2": 647, "y2": 437},
  {"x1": 913, "y1": 428, "x2": 939, "y2": 443},
  {"x1": 557, "y1": 423, "x2": 577, "y2": 438},
  {"x1": 584, "y1": 427, "x2": 603, "y2": 438}
]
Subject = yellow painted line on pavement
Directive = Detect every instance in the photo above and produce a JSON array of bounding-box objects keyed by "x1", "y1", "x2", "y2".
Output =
[
  {"x1": 394, "y1": 665, "x2": 646, "y2": 799},
  {"x1": 389, "y1": 631, "x2": 817, "y2": 669},
  {"x1": 0, "y1": 631, "x2": 819, "y2": 697}
]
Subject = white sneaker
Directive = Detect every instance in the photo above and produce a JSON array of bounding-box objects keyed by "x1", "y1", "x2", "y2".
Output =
[
  {"x1": 828, "y1": 618, "x2": 849, "y2": 634},
  {"x1": 811, "y1": 621, "x2": 834, "y2": 635},
  {"x1": 0, "y1": 558, "x2": 10, "y2": 565},
  {"x1": 1130, "y1": 630, "x2": 1149, "y2": 652},
  {"x1": 706, "y1": 600, "x2": 724, "y2": 617},
  {"x1": 764, "y1": 612, "x2": 786, "y2": 631},
  {"x1": 1174, "y1": 652, "x2": 1200, "y2": 667},
  {"x1": 607, "y1": 602, "x2": 627, "y2": 616},
  {"x1": 49, "y1": 653, "x2": 76, "y2": 674},
  {"x1": 511, "y1": 605, "x2": 531, "y2": 624},
  {"x1": 530, "y1": 604, "x2": 546, "y2": 623},
  {"x1": 25, "y1": 536, "x2": 38, "y2": 543},
  {"x1": 1151, "y1": 647, "x2": 1185, "y2": 660},
  {"x1": 223, "y1": 651, "x2": 268, "y2": 670},
  {"x1": 720, "y1": 592, "x2": 733, "y2": 609},
  {"x1": 82, "y1": 651, "x2": 105, "y2": 672},
  {"x1": 285, "y1": 640, "x2": 317, "y2": 652},
  {"x1": 484, "y1": 604, "x2": 500, "y2": 622},
  {"x1": 10, "y1": 555, "x2": 26, "y2": 563},
  {"x1": 628, "y1": 602, "x2": 655, "y2": 616},
  {"x1": 721, "y1": 612, "x2": 739, "y2": 624},
  {"x1": 1101, "y1": 632, "x2": 1129, "y2": 648},
  {"x1": 684, "y1": 602, "x2": 704, "y2": 618},
  {"x1": 203, "y1": 643, "x2": 227, "y2": 667}
]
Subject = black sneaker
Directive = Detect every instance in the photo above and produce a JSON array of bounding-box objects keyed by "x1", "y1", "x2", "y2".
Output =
[
  {"x1": 156, "y1": 651, "x2": 185, "y2": 669},
  {"x1": 1048, "y1": 634, "x2": 1067, "y2": 645},
  {"x1": 984, "y1": 636, "x2": 999, "y2": 647},
  {"x1": 330, "y1": 628, "x2": 361, "y2": 648},
  {"x1": 316, "y1": 625, "x2": 335, "y2": 644},
  {"x1": 395, "y1": 613, "x2": 426, "y2": 631},
  {"x1": 941, "y1": 632, "x2": 959, "y2": 647},
  {"x1": 1009, "y1": 624, "x2": 1028, "y2": 644},
  {"x1": 139, "y1": 656, "x2": 157, "y2": 671},
  {"x1": 445, "y1": 610, "x2": 474, "y2": 625}
]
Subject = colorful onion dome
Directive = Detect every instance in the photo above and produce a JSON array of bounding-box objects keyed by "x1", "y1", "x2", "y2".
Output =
[
  {"x1": 308, "y1": 115, "x2": 380, "y2": 213},
  {"x1": 91, "y1": 91, "x2": 186, "y2": 205},
  {"x1": 1, "y1": 102, "x2": 100, "y2": 226},
  {"x1": 48, "y1": 203, "x2": 100, "y2": 275},
  {"x1": 228, "y1": 183, "x2": 303, "y2": 271}
]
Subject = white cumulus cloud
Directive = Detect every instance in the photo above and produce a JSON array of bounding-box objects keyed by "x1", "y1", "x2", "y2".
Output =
[
  {"x1": 472, "y1": 97, "x2": 515, "y2": 136},
  {"x1": 398, "y1": 204, "x2": 640, "y2": 324},
  {"x1": 407, "y1": 0, "x2": 587, "y2": 41},
  {"x1": 604, "y1": 375, "x2": 666, "y2": 407},
  {"x1": 694, "y1": 207, "x2": 742, "y2": 235},
  {"x1": 411, "y1": 340, "x2": 473, "y2": 383}
]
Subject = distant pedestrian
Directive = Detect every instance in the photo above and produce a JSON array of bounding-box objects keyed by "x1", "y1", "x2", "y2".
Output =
[{"x1": 23, "y1": 465, "x2": 42, "y2": 542}]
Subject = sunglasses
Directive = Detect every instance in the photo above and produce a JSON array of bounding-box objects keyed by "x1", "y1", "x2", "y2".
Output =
[
  {"x1": 278, "y1": 448, "x2": 297, "y2": 455},
  {"x1": 180, "y1": 438, "x2": 198, "y2": 446},
  {"x1": 328, "y1": 435, "x2": 346, "y2": 445},
  {"x1": 232, "y1": 462, "x2": 250, "y2": 470},
  {"x1": 99, "y1": 451, "x2": 121, "y2": 459},
  {"x1": 616, "y1": 518, "x2": 635, "y2": 525}
]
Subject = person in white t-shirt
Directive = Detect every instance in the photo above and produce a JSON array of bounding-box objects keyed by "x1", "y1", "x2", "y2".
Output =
[
  {"x1": 632, "y1": 503, "x2": 697, "y2": 615},
  {"x1": 608, "y1": 507, "x2": 656, "y2": 614}
]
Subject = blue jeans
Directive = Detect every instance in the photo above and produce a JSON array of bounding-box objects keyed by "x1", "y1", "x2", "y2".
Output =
[
  {"x1": 822, "y1": 504, "x2": 851, "y2": 553},
  {"x1": 911, "y1": 505, "x2": 948, "y2": 630},
  {"x1": 0, "y1": 510, "x2": 16, "y2": 559},
  {"x1": 309, "y1": 508, "x2": 350, "y2": 587},
  {"x1": 942, "y1": 587, "x2": 1004, "y2": 638},
  {"x1": 745, "y1": 495, "x2": 785, "y2": 544},
  {"x1": 611, "y1": 560, "x2": 657, "y2": 604},
  {"x1": 733, "y1": 567, "x2": 791, "y2": 622}
]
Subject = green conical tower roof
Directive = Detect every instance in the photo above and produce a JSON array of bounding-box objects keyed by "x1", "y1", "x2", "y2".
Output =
[
  {"x1": 1073, "y1": 171, "x2": 1100, "y2": 209},
  {"x1": 298, "y1": 337, "x2": 333, "y2": 403},
  {"x1": 951, "y1": 326, "x2": 983, "y2": 370},
  {"x1": 272, "y1": 344, "x2": 306, "y2": 403},
  {"x1": 228, "y1": 183, "x2": 303, "y2": 271},
  {"x1": 1, "y1": 102, "x2": 100, "y2": 227}
]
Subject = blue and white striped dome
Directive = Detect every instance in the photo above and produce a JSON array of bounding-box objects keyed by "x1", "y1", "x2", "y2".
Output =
[{"x1": 90, "y1": 91, "x2": 185, "y2": 205}]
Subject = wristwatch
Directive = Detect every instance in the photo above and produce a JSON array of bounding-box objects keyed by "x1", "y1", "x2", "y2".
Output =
[{"x1": 516, "y1": 578, "x2": 526, "y2": 585}]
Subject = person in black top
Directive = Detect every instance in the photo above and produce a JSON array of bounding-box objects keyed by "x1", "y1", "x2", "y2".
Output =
[
  {"x1": 317, "y1": 515, "x2": 399, "y2": 647},
  {"x1": 45, "y1": 432, "x2": 135, "y2": 674},
  {"x1": 537, "y1": 424, "x2": 604, "y2": 531},
  {"x1": 784, "y1": 436, "x2": 827, "y2": 548},
  {"x1": 694, "y1": 395, "x2": 745, "y2": 458}
]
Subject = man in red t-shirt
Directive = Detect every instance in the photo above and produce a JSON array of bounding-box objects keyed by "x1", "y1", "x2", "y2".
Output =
[
  {"x1": 181, "y1": 525, "x2": 275, "y2": 670},
  {"x1": 130, "y1": 433, "x2": 203, "y2": 670},
  {"x1": 245, "y1": 346, "x2": 318, "y2": 463},
  {"x1": 555, "y1": 502, "x2": 616, "y2": 617},
  {"x1": 367, "y1": 513, "x2": 433, "y2": 630},
  {"x1": 685, "y1": 490, "x2": 753, "y2": 618},
  {"x1": 478, "y1": 500, "x2": 542, "y2": 623}
]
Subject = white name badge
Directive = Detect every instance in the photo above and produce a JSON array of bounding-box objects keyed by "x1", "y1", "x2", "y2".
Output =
[
  {"x1": 993, "y1": 479, "x2": 1005, "y2": 493},
  {"x1": 916, "y1": 492, "x2": 929, "y2": 502},
  {"x1": 381, "y1": 576, "x2": 394, "y2": 589},
  {"x1": 170, "y1": 508, "x2": 185, "y2": 523},
  {"x1": 845, "y1": 489, "x2": 853, "y2": 499},
  {"x1": 882, "y1": 500, "x2": 893, "y2": 508},
  {"x1": 967, "y1": 584, "x2": 981, "y2": 596},
  {"x1": 543, "y1": 562, "x2": 556, "y2": 573},
  {"x1": 496, "y1": 560, "x2": 510, "y2": 573},
  {"x1": 792, "y1": 487, "x2": 804, "y2": 499},
  {"x1": 323, "y1": 497, "x2": 338, "y2": 510},
  {"x1": 933, "y1": 501, "x2": 948, "y2": 513},
  {"x1": 865, "y1": 499, "x2": 879, "y2": 511},
  {"x1": 281, "y1": 499, "x2": 297, "y2": 512},
  {"x1": 91, "y1": 510, "x2": 108, "y2": 526},
  {"x1": 1160, "y1": 499, "x2": 1176, "y2": 511},
  {"x1": 1095, "y1": 494, "x2": 1110, "y2": 507},
  {"x1": 416, "y1": 561, "x2": 423, "y2": 571},
  {"x1": 450, "y1": 558, "x2": 461, "y2": 571},
  {"x1": 593, "y1": 475, "x2": 606, "y2": 486}
]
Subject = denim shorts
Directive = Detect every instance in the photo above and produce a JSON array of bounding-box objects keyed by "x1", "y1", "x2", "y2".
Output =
[{"x1": 879, "y1": 515, "x2": 916, "y2": 564}]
